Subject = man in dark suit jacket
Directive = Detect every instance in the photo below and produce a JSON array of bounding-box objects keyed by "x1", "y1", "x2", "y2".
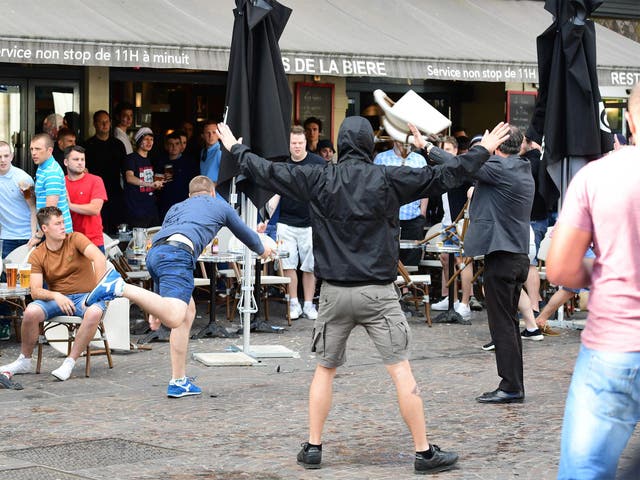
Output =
[{"x1": 464, "y1": 126, "x2": 534, "y2": 404}]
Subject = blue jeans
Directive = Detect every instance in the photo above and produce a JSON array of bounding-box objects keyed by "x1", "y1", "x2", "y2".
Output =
[
  {"x1": 529, "y1": 219, "x2": 548, "y2": 259},
  {"x1": 558, "y1": 345, "x2": 640, "y2": 479}
]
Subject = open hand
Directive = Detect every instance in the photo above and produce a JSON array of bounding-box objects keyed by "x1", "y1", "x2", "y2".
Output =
[
  {"x1": 479, "y1": 122, "x2": 511, "y2": 153},
  {"x1": 217, "y1": 123, "x2": 241, "y2": 151}
]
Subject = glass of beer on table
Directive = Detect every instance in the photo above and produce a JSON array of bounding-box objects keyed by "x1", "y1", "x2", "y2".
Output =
[{"x1": 5, "y1": 264, "x2": 18, "y2": 289}]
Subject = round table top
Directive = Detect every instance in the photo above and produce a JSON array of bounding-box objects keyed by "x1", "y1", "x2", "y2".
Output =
[
  {"x1": 198, "y1": 249, "x2": 290, "y2": 263},
  {"x1": 0, "y1": 286, "x2": 30, "y2": 298},
  {"x1": 424, "y1": 244, "x2": 462, "y2": 254}
]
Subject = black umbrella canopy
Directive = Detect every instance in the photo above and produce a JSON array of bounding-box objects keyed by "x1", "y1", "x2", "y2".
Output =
[
  {"x1": 218, "y1": 0, "x2": 292, "y2": 207},
  {"x1": 526, "y1": 0, "x2": 613, "y2": 204}
]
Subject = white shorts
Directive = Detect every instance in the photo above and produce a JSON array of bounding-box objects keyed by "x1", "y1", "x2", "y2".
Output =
[
  {"x1": 528, "y1": 225, "x2": 537, "y2": 265},
  {"x1": 277, "y1": 223, "x2": 314, "y2": 272}
]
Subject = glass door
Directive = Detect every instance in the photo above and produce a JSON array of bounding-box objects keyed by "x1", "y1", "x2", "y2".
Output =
[{"x1": 0, "y1": 81, "x2": 27, "y2": 167}]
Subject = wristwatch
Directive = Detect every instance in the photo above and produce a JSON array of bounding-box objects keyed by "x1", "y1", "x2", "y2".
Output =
[{"x1": 422, "y1": 141, "x2": 434, "y2": 155}]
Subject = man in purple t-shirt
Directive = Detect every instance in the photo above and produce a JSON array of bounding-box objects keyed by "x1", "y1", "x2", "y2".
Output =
[{"x1": 548, "y1": 82, "x2": 640, "y2": 479}]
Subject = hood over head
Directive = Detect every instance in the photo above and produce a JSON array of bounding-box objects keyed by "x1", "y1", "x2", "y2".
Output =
[{"x1": 337, "y1": 116, "x2": 374, "y2": 164}]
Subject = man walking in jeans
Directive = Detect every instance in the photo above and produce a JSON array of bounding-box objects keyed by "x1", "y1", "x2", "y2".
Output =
[
  {"x1": 217, "y1": 117, "x2": 510, "y2": 474},
  {"x1": 548, "y1": 83, "x2": 640, "y2": 479}
]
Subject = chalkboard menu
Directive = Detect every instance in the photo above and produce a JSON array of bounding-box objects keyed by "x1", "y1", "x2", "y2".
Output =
[
  {"x1": 506, "y1": 91, "x2": 537, "y2": 133},
  {"x1": 295, "y1": 82, "x2": 334, "y2": 139}
]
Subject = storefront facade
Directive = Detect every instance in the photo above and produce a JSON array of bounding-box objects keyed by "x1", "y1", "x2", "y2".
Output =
[{"x1": 2, "y1": 0, "x2": 640, "y2": 172}]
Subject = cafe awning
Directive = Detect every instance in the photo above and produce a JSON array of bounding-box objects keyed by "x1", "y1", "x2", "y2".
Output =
[{"x1": 1, "y1": 0, "x2": 639, "y2": 87}]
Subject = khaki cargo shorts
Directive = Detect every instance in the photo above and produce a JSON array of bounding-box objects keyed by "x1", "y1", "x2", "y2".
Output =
[{"x1": 311, "y1": 282, "x2": 411, "y2": 368}]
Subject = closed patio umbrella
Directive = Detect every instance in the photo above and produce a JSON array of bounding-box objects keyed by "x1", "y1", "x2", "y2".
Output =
[
  {"x1": 526, "y1": 0, "x2": 613, "y2": 206},
  {"x1": 219, "y1": 0, "x2": 292, "y2": 354}
]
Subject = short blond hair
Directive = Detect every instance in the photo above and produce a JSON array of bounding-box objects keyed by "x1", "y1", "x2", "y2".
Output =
[{"x1": 189, "y1": 175, "x2": 215, "y2": 195}]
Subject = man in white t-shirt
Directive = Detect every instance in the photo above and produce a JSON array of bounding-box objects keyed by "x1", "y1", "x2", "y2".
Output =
[{"x1": 548, "y1": 82, "x2": 640, "y2": 479}]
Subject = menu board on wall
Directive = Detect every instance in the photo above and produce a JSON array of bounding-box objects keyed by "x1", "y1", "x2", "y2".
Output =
[
  {"x1": 506, "y1": 91, "x2": 537, "y2": 133},
  {"x1": 295, "y1": 82, "x2": 334, "y2": 139}
]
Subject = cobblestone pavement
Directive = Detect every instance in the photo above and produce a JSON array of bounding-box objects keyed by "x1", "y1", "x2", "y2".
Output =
[{"x1": 0, "y1": 302, "x2": 638, "y2": 479}]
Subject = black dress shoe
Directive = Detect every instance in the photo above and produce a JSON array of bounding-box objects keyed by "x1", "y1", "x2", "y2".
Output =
[{"x1": 476, "y1": 388, "x2": 524, "y2": 404}]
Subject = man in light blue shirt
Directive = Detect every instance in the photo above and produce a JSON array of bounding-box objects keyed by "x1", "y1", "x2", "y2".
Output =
[
  {"x1": 374, "y1": 142, "x2": 428, "y2": 265},
  {"x1": 0, "y1": 141, "x2": 36, "y2": 340},
  {"x1": 200, "y1": 120, "x2": 222, "y2": 184},
  {"x1": 31, "y1": 133, "x2": 73, "y2": 235}
]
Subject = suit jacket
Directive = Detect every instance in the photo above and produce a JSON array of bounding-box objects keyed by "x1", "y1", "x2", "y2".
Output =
[{"x1": 464, "y1": 154, "x2": 534, "y2": 258}]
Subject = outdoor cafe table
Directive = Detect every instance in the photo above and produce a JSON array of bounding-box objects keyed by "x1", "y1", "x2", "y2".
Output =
[
  {"x1": 193, "y1": 251, "x2": 243, "y2": 339},
  {"x1": 195, "y1": 249, "x2": 291, "y2": 337},
  {"x1": 423, "y1": 243, "x2": 468, "y2": 324},
  {"x1": 399, "y1": 240, "x2": 467, "y2": 324},
  {"x1": 0, "y1": 286, "x2": 30, "y2": 342}
]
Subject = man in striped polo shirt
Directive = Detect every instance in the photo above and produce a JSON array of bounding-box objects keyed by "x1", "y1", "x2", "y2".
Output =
[{"x1": 29, "y1": 133, "x2": 73, "y2": 244}]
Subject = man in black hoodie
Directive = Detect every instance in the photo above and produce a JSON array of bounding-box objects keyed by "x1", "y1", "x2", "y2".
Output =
[{"x1": 217, "y1": 117, "x2": 510, "y2": 474}]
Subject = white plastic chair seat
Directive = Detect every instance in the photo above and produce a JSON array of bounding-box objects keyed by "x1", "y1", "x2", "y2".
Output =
[
  {"x1": 126, "y1": 271, "x2": 151, "y2": 281},
  {"x1": 420, "y1": 259, "x2": 442, "y2": 268},
  {"x1": 260, "y1": 275, "x2": 291, "y2": 286},
  {"x1": 218, "y1": 269, "x2": 236, "y2": 278},
  {"x1": 395, "y1": 274, "x2": 431, "y2": 286}
]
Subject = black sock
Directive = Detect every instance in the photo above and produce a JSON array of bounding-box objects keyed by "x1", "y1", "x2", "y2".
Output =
[
  {"x1": 417, "y1": 445, "x2": 434, "y2": 458},
  {"x1": 307, "y1": 443, "x2": 322, "y2": 450}
]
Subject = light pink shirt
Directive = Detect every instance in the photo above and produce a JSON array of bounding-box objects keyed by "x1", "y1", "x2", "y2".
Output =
[{"x1": 559, "y1": 146, "x2": 640, "y2": 352}]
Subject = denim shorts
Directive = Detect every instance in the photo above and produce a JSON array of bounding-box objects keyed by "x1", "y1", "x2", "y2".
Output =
[
  {"x1": 145, "y1": 244, "x2": 196, "y2": 305},
  {"x1": 30, "y1": 293, "x2": 106, "y2": 320},
  {"x1": 311, "y1": 282, "x2": 411, "y2": 368}
]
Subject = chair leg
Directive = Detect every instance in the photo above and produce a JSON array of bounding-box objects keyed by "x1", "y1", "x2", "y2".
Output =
[
  {"x1": 36, "y1": 324, "x2": 45, "y2": 374},
  {"x1": 424, "y1": 286, "x2": 432, "y2": 327},
  {"x1": 85, "y1": 344, "x2": 91, "y2": 377},
  {"x1": 263, "y1": 293, "x2": 270, "y2": 321}
]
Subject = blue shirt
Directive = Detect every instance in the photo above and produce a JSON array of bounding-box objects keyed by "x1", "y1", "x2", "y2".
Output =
[
  {"x1": 200, "y1": 143, "x2": 221, "y2": 182},
  {"x1": 0, "y1": 165, "x2": 33, "y2": 240},
  {"x1": 374, "y1": 149, "x2": 427, "y2": 220},
  {"x1": 35, "y1": 156, "x2": 73, "y2": 233},
  {"x1": 154, "y1": 194, "x2": 264, "y2": 258}
]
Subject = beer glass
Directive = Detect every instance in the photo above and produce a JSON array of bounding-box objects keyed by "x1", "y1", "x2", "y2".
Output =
[
  {"x1": 18, "y1": 264, "x2": 31, "y2": 289},
  {"x1": 5, "y1": 264, "x2": 18, "y2": 289}
]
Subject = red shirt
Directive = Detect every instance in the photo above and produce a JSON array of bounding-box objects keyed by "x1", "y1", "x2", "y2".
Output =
[{"x1": 65, "y1": 173, "x2": 108, "y2": 247}]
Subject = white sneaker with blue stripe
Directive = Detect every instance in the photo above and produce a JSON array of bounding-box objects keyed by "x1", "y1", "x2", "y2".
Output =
[
  {"x1": 85, "y1": 268, "x2": 125, "y2": 306},
  {"x1": 167, "y1": 377, "x2": 202, "y2": 398}
]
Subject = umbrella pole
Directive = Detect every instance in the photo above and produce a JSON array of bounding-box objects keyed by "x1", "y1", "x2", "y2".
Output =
[{"x1": 240, "y1": 193, "x2": 258, "y2": 355}]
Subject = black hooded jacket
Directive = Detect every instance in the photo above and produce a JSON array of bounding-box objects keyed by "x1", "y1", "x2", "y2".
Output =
[{"x1": 231, "y1": 116, "x2": 491, "y2": 284}]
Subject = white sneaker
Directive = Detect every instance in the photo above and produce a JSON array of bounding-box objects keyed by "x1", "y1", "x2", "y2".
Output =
[
  {"x1": 51, "y1": 358, "x2": 75, "y2": 381},
  {"x1": 455, "y1": 302, "x2": 471, "y2": 320},
  {"x1": 289, "y1": 303, "x2": 303, "y2": 320},
  {"x1": 303, "y1": 304, "x2": 318, "y2": 320},
  {"x1": 0, "y1": 354, "x2": 33, "y2": 375},
  {"x1": 431, "y1": 297, "x2": 459, "y2": 311}
]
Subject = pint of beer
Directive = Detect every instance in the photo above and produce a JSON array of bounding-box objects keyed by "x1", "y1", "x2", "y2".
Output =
[
  {"x1": 5, "y1": 264, "x2": 18, "y2": 289},
  {"x1": 18, "y1": 264, "x2": 31, "y2": 289}
]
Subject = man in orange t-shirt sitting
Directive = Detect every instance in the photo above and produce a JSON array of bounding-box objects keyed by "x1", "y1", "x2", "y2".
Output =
[{"x1": 0, "y1": 206, "x2": 109, "y2": 381}]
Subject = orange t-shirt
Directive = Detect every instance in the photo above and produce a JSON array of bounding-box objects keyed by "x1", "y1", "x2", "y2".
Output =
[{"x1": 30, "y1": 232, "x2": 97, "y2": 295}]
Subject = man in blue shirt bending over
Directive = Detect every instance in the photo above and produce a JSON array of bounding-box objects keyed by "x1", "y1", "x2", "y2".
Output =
[{"x1": 85, "y1": 175, "x2": 273, "y2": 397}]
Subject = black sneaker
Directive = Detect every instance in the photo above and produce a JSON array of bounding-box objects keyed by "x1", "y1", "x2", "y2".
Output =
[
  {"x1": 297, "y1": 442, "x2": 322, "y2": 469},
  {"x1": 414, "y1": 444, "x2": 458, "y2": 474},
  {"x1": 521, "y1": 328, "x2": 544, "y2": 341},
  {"x1": 481, "y1": 341, "x2": 495, "y2": 351}
]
